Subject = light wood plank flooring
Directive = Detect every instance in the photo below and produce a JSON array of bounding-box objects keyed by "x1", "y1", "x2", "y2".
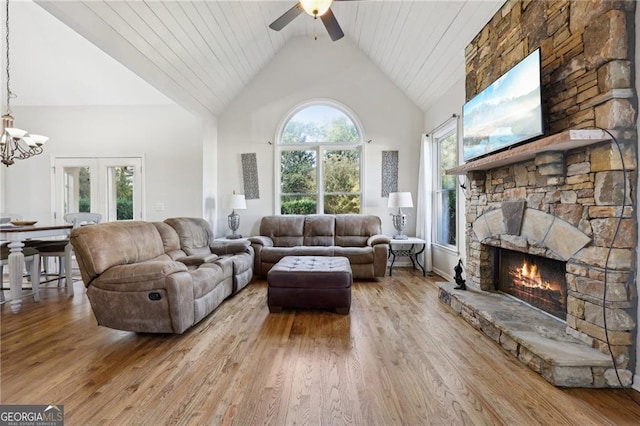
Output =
[{"x1": 2, "y1": 269, "x2": 640, "y2": 425}]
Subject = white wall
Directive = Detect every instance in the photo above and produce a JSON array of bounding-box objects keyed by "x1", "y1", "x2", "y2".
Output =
[
  {"x1": 3, "y1": 1, "x2": 172, "y2": 107},
  {"x1": 3, "y1": 105, "x2": 204, "y2": 223},
  {"x1": 217, "y1": 36, "x2": 424, "y2": 238},
  {"x1": 424, "y1": 78, "x2": 466, "y2": 280},
  {"x1": 202, "y1": 116, "x2": 219, "y2": 232},
  {"x1": 0, "y1": 1, "x2": 207, "y2": 224}
]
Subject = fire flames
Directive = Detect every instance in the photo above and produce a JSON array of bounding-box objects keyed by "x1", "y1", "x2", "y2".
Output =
[{"x1": 510, "y1": 261, "x2": 555, "y2": 291}]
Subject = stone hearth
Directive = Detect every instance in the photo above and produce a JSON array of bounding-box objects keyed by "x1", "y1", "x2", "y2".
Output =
[{"x1": 437, "y1": 282, "x2": 617, "y2": 387}]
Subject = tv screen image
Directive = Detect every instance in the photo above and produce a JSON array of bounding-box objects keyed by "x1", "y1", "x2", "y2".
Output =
[{"x1": 463, "y1": 49, "x2": 544, "y2": 161}]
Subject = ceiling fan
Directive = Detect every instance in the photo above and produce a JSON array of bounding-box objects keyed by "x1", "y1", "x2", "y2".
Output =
[{"x1": 269, "y1": 0, "x2": 356, "y2": 42}]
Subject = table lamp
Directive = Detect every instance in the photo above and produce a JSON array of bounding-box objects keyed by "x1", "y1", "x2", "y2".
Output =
[
  {"x1": 388, "y1": 191, "x2": 413, "y2": 240},
  {"x1": 226, "y1": 191, "x2": 247, "y2": 239}
]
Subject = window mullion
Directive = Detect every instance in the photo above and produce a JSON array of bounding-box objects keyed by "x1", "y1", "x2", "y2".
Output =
[{"x1": 317, "y1": 146, "x2": 323, "y2": 214}]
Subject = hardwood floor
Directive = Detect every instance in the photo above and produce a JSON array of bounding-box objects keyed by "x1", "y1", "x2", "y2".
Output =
[{"x1": 2, "y1": 270, "x2": 640, "y2": 425}]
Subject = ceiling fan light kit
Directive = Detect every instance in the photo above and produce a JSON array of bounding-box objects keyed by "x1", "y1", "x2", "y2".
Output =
[
  {"x1": 300, "y1": 0, "x2": 333, "y2": 17},
  {"x1": 269, "y1": 0, "x2": 351, "y2": 42}
]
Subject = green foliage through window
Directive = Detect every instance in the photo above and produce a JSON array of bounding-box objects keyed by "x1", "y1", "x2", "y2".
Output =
[
  {"x1": 279, "y1": 103, "x2": 363, "y2": 215},
  {"x1": 114, "y1": 166, "x2": 134, "y2": 220},
  {"x1": 436, "y1": 126, "x2": 458, "y2": 246}
]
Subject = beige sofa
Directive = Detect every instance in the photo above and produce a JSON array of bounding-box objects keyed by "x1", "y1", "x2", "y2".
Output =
[
  {"x1": 70, "y1": 218, "x2": 253, "y2": 334},
  {"x1": 249, "y1": 214, "x2": 389, "y2": 279}
]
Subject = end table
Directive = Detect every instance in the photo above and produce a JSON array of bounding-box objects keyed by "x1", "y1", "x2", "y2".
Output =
[{"x1": 388, "y1": 237, "x2": 426, "y2": 276}]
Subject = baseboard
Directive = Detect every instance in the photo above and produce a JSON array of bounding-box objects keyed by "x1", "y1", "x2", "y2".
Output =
[
  {"x1": 432, "y1": 266, "x2": 453, "y2": 282},
  {"x1": 633, "y1": 374, "x2": 640, "y2": 392}
]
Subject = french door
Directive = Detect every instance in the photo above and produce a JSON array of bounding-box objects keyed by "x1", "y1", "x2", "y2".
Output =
[{"x1": 52, "y1": 157, "x2": 143, "y2": 223}]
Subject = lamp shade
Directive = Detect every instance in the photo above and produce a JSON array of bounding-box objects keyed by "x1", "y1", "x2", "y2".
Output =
[
  {"x1": 226, "y1": 193, "x2": 247, "y2": 210},
  {"x1": 5, "y1": 127, "x2": 27, "y2": 139},
  {"x1": 388, "y1": 192, "x2": 413, "y2": 209},
  {"x1": 29, "y1": 134, "x2": 49, "y2": 146}
]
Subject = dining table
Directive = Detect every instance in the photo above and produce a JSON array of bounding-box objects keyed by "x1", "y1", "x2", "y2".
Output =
[{"x1": 1, "y1": 223, "x2": 74, "y2": 313}]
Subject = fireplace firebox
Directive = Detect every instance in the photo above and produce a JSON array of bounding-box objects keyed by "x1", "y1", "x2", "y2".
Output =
[{"x1": 496, "y1": 249, "x2": 567, "y2": 320}]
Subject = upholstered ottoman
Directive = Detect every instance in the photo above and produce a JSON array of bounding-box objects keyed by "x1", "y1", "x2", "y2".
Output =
[{"x1": 267, "y1": 256, "x2": 352, "y2": 314}]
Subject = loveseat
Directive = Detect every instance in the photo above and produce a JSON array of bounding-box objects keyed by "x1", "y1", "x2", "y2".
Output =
[
  {"x1": 249, "y1": 214, "x2": 389, "y2": 279},
  {"x1": 70, "y1": 218, "x2": 253, "y2": 334}
]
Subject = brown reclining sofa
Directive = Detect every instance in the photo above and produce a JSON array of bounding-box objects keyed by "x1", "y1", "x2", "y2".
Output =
[
  {"x1": 70, "y1": 217, "x2": 253, "y2": 334},
  {"x1": 249, "y1": 214, "x2": 389, "y2": 279}
]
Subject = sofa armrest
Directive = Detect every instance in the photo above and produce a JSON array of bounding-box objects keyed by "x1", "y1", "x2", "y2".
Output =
[
  {"x1": 178, "y1": 253, "x2": 219, "y2": 266},
  {"x1": 367, "y1": 234, "x2": 391, "y2": 246},
  {"x1": 248, "y1": 236, "x2": 273, "y2": 247},
  {"x1": 210, "y1": 240, "x2": 251, "y2": 255},
  {"x1": 248, "y1": 236, "x2": 272, "y2": 276}
]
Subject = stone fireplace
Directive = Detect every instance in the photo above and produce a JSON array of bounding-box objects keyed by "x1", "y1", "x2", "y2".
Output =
[{"x1": 438, "y1": 0, "x2": 637, "y2": 388}]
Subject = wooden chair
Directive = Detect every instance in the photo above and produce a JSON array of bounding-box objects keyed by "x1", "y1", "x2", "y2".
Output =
[
  {"x1": 30, "y1": 213, "x2": 102, "y2": 287},
  {"x1": 64, "y1": 212, "x2": 103, "y2": 228}
]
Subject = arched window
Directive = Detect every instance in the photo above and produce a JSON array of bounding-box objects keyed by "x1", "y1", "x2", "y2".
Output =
[{"x1": 277, "y1": 101, "x2": 364, "y2": 215}]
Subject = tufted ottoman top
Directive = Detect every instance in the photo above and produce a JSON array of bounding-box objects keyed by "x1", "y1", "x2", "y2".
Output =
[{"x1": 267, "y1": 256, "x2": 352, "y2": 289}]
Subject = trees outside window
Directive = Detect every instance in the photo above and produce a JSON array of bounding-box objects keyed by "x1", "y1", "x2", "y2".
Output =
[
  {"x1": 434, "y1": 122, "x2": 458, "y2": 247},
  {"x1": 279, "y1": 103, "x2": 363, "y2": 214},
  {"x1": 77, "y1": 166, "x2": 133, "y2": 219}
]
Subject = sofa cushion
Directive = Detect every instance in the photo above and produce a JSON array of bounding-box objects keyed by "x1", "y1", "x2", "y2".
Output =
[
  {"x1": 189, "y1": 264, "x2": 226, "y2": 299},
  {"x1": 261, "y1": 246, "x2": 334, "y2": 263},
  {"x1": 152, "y1": 222, "x2": 185, "y2": 260},
  {"x1": 335, "y1": 215, "x2": 382, "y2": 247},
  {"x1": 303, "y1": 215, "x2": 335, "y2": 246},
  {"x1": 71, "y1": 221, "x2": 166, "y2": 284},
  {"x1": 334, "y1": 246, "x2": 374, "y2": 264},
  {"x1": 164, "y1": 217, "x2": 215, "y2": 256},
  {"x1": 260, "y1": 215, "x2": 304, "y2": 247}
]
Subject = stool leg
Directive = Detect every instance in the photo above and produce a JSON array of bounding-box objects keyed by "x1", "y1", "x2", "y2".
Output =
[
  {"x1": 0, "y1": 264, "x2": 4, "y2": 303},
  {"x1": 58, "y1": 256, "x2": 65, "y2": 288},
  {"x1": 31, "y1": 255, "x2": 41, "y2": 302}
]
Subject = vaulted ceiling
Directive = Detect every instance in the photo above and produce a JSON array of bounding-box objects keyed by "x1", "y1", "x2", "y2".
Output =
[{"x1": 36, "y1": 0, "x2": 503, "y2": 117}]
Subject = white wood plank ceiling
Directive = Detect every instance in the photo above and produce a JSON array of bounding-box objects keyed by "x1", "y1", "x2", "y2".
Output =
[{"x1": 36, "y1": 0, "x2": 504, "y2": 116}]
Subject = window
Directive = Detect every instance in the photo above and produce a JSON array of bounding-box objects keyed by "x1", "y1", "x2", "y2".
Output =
[
  {"x1": 278, "y1": 102, "x2": 363, "y2": 214},
  {"x1": 433, "y1": 121, "x2": 457, "y2": 247}
]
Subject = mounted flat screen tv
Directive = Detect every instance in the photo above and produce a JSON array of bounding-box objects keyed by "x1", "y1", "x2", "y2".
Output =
[{"x1": 463, "y1": 48, "x2": 544, "y2": 161}]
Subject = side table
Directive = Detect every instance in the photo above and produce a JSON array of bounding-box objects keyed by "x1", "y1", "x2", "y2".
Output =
[{"x1": 388, "y1": 237, "x2": 427, "y2": 276}]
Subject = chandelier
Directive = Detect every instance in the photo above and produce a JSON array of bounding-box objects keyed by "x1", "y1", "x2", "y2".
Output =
[{"x1": 0, "y1": 0, "x2": 48, "y2": 166}]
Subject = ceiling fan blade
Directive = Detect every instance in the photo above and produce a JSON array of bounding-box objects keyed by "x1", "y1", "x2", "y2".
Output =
[
  {"x1": 320, "y1": 8, "x2": 344, "y2": 41},
  {"x1": 269, "y1": 3, "x2": 304, "y2": 31}
]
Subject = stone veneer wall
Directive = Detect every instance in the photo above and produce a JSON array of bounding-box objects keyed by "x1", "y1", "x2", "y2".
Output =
[{"x1": 463, "y1": 0, "x2": 637, "y2": 385}]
